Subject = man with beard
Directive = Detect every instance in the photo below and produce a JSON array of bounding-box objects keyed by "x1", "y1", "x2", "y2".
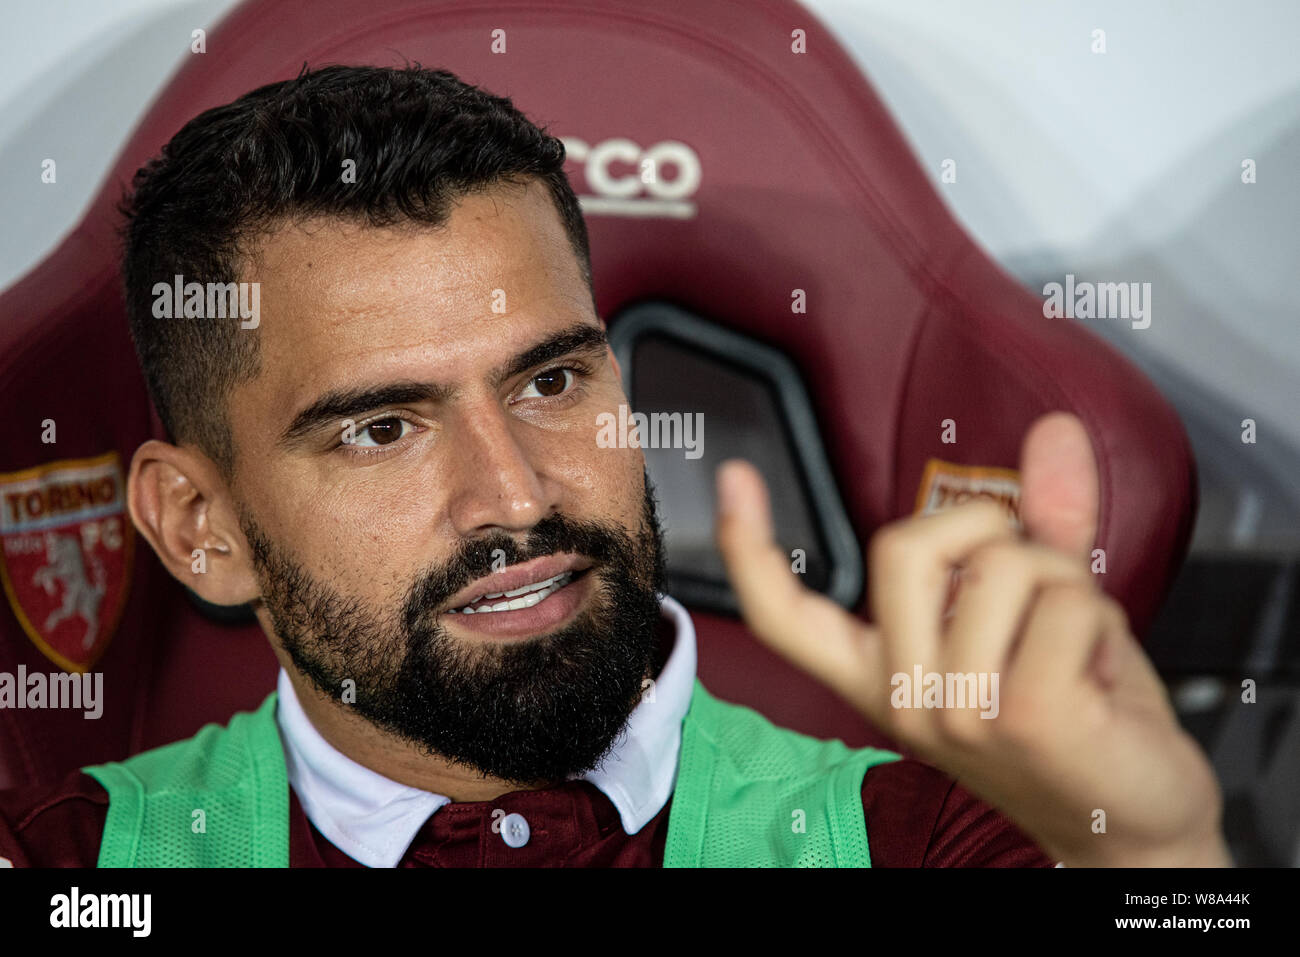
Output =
[
  {"x1": 240, "y1": 483, "x2": 667, "y2": 790},
  {"x1": 0, "y1": 65, "x2": 1227, "y2": 868}
]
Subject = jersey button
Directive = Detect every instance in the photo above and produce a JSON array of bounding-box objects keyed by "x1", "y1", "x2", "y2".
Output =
[{"x1": 500, "y1": 812, "x2": 530, "y2": 848}]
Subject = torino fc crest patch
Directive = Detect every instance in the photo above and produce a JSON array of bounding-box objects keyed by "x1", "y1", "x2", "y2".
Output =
[
  {"x1": 0, "y1": 452, "x2": 133, "y2": 672},
  {"x1": 913, "y1": 459, "x2": 1024, "y2": 531}
]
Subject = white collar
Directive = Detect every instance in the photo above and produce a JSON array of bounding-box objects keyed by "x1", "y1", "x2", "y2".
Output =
[{"x1": 274, "y1": 594, "x2": 698, "y2": 868}]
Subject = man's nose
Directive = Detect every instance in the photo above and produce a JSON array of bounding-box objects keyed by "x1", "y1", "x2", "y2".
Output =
[{"x1": 444, "y1": 402, "x2": 561, "y2": 537}]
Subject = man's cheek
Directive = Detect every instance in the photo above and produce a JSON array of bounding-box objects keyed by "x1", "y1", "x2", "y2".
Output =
[{"x1": 587, "y1": 449, "x2": 645, "y2": 518}]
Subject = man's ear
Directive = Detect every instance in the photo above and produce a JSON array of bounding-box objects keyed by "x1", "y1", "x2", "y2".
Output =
[{"x1": 126, "y1": 439, "x2": 260, "y2": 606}]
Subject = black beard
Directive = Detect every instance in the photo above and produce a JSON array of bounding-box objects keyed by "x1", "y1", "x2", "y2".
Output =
[{"x1": 241, "y1": 474, "x2": 667, "y2": 787}]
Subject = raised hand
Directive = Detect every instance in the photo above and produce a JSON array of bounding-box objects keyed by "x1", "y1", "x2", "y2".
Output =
[{"x1": 714, "y1": 411, "x2": 1228, "y2": 867}]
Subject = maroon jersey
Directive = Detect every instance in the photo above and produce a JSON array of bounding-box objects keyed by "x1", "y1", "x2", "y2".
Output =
[{"x1": 0, "y1": 758, "x2": 1053, "y2": 867}]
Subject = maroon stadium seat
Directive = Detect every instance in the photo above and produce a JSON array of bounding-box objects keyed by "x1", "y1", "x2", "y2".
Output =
[{"x1": 0, "y1": 0, "x2": 1196, "y2": 787}]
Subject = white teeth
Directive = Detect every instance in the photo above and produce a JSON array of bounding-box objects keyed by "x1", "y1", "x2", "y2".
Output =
[
  {"x1": 504, "y1": 573, "x2": 566, "y2": 597},
  {"x1": 449, "y1": 570, "x2": 575, "y2": 615}
]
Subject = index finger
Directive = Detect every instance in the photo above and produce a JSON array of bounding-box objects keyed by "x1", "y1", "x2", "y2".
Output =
[{"x1": 714, "y1": 459, "x2": 881, "y2": 715}]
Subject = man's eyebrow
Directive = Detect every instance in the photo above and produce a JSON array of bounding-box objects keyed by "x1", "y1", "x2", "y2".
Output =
[
  {"x1": 493, "y1": 322, "x2": 608, "y2": 387},
  {"x1": 280, "y1": 382, "x2": 453, "y2": 445},
  {"x1": 279, "y1": 323, "x2": 609, "y2": 446}
]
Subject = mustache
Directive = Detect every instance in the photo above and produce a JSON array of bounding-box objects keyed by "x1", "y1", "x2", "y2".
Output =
[{"x1": 402, "y1": 512, "x2": 636, "y2": 626}]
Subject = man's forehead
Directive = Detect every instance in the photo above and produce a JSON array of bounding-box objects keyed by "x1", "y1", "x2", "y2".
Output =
[
  {"x1": 239, "y1": 183, "x2": 593, "y2": 405},
  {"x1": 252, "y1": 184, "x2": 577, "y2": 326}
]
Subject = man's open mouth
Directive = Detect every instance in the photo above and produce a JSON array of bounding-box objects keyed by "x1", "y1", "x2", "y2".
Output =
[
  {"x1": 438, "y1": 554, "x2": 596, "y2": 637},
  {"x1": 447, "y1": 569, "x2": 586, "y2": 615}
]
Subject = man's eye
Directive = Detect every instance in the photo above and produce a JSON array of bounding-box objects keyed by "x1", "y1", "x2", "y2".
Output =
[
  {"x1": 350, "y1": 417, "x2": 412, "y2": 447},
  {"x1": 518, "y1": 367, "x2": 576, "y2": 399}
]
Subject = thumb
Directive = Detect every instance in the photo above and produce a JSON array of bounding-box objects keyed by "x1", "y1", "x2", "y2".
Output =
[
  {"x1": 715, "y1": 459, "x2": 881, "y2": 717},
  {"x1": 1018, "y1": 411, "x2": 1100, "y2": 563}
]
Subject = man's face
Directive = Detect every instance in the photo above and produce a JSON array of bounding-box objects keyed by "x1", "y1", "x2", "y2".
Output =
[{"x1": 224, "y1": 180, "x2": 665, "y2": 785}]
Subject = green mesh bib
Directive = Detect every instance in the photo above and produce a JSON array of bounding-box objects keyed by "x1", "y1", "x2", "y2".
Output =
[
  {"x1": 85, "y1": 680, "x2": 899, "y2": 867},
  {"x1": 85, "y1": 694, "x2": 288, "y2": 868},
  {"x1": 664, "y1": 681, "x2": 900, "y2": 866}
]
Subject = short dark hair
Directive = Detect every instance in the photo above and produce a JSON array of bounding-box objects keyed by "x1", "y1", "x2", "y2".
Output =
[{"x1": 121, "y1": 63, "x2": 592, "y2": 477}]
